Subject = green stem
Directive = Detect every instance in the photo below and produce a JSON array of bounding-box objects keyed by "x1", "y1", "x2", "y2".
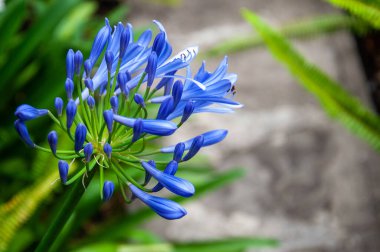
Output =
[{"x1": 35, "y1": 169, "x2": 95, "y2": 252}]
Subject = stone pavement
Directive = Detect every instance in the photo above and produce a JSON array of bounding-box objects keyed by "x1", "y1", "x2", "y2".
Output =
[{"x1": 127, "y1": 1, "x2": 380, "y2": 251}]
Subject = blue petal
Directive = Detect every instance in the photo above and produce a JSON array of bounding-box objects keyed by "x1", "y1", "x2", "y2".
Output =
[
  {"x1": 15, "y1": 104, "x2": 48, "y2": 121},
  {"x1": 161, "y1": 129, "x2": 228, "y2": 153},
  {"x1": 141, "y1": 161, "x2": 193, "y2": 197},
  {"x1": 113, "y1": 115, "x2": 177, "y2": 136},
  {"x1": 129, "y1": 184, "x2": 187, "y2": 220}
]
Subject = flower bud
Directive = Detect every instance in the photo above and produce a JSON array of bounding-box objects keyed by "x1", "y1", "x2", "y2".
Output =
[
  {"x1": 74, "y1": 50, "x2": 83, "y2": 76},
  {"x1": 103, "y1": 180, "x2": 114, "y2": 201},
  {"x1": 117, "y1": 71, "x2": 131, "y2": 96},
  {"x1": 84, "y1": 59, "x2": 92, "y2": 77},
  {"x1": 55, "y1": 97, "x2": 63, "y2": 116},
  {"x1": 155, "y1": 70, "x2": 176, "y2": 91},
  {"x1": 152, "y1": 32, "x2": 165, "y2": 56},
  {"x1": 134, "y1": 93, "x2": 145, "y2": 108},
  {"x1": 58, "y1": 160, "x2": 69, "y2": 184},
  {"x1": 14, "y1": 119, "x2": 34, "y2": 147},
  {"x1": 156, "y1": 96, "x2": 174, "y2": 120},
  {"x1": 66, "y1": 49, "x2": 75, "y2": 80},
  {"x1": 182, "y1": 135, "x2": 204, "y2": 161},
  {"x1": 88, "y1": 18, "x2": 111, "y2": 67},
  {"x1": 180, "y1": 101, "x2": 194, "y2": 124},
  {"x1": 110, "y1": 96, "x2": 118, "y2": 114},
  {"x1": 15, "y1": 104, "x2": 48, "y2": 121},
  {"x1": 105, "y1": 50, "x2": 114, "y2": 73},
  {"x1": 87, "y1": 95, "x2": 95, "y2": 109},
  {"x1": 173, "y1": 142, "x2": 185, "y2": 162},
  {"x1": 66, "y1": 100, "x2": 77, "y2": 129},
  {"x1": 129, "y1": 184, "x2": 187, "y2": 220},
  {"x1": 65, "y1": 78, "x2": 74, "y2": 100},
  {"x1": 74, "y1": 123, "x2": 87, "y2": 152},
  {"x1": 47, "y1": 131, "x2": 58, "y2": 155},
  {"x1": 120, "y1": 25, "x2": 130, "y2": 59},
  {"x1": 172, "y1": 80, "x2": 183, "y2": 107},
  {"x1": 84, "y1": 78, "x2": 94, "y2": 93},
  {"x1": 132, "y1": 118, "x2": 143, "y2": 142},
  {"x1": 103, "y1": 110, "x2": 113, "y2": 134},
  {"x1": 145, "y1": 51, "x2": 157, "y2": 87},
  {"x1": 84, "y1": 143, "x2": 93, "y2": 162},
  {"x1": 141, "y1": 161, "x2": 195, "y2": 197},
  {"x1": 103, "y1": 143, "x2": 112, "y2": 158},
  {"x1": 151, "y1": 160, "x2": 178, "y2": 192}
]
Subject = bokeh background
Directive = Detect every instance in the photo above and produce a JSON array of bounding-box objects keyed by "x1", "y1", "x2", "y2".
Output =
[{"x1": 1, "y1": 0, "x2": 380, "y2": 251}]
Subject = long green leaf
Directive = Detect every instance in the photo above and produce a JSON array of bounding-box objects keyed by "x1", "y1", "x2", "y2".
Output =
[
  {"x1": 326, "y1": 0, "x2": 380, "y2": 28},
  {"x1": 206, "y1": 14, "x2": 364, "y2": 57},
  {"x1": 241, "y1": 9, "x2": 380, "y2": 151},
  {"x1": 0, "y1": 0, "x2": 79, "y2": 90},
  {"x1": 174, "y1": 237, "x2": 278, "y2": 252}
]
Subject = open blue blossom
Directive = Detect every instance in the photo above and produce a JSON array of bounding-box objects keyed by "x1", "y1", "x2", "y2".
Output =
[{"x1": 14, "y1": 19, "x2": 240, "y2": 220}]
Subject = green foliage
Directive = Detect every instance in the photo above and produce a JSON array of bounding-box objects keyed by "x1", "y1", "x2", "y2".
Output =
[
  {"x1": 326, "y1": 0, "x2": 380, "y2": 28},
  {"x1": 72, "y1": 237, "x2": 278, "y2": 252},
  {"x1": 205, "y1": 14, "x2": 367, "y2": 57},
  {"x1": 241, "y1": 9, "x2": 380, "y2": 152}
]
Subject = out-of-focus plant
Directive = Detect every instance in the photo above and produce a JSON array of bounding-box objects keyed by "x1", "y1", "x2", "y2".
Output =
[{"x1": 207, "y1": 1, "x2": 380, "y2": 153}]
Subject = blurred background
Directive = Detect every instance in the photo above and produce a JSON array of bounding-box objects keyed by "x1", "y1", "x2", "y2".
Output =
[{"x1": 1, "y1": 0, "x2": 380, "y2": 251}]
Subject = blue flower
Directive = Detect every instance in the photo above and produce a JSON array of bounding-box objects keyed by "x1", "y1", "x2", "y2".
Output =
[
  {"x1": 14, "y1": 119, "x2": 34, "y2": 147},
  {"x1": 74, "y1": 124, "x2": 87, "y2": 152},
  {"x1": 152, "y1": 57, "x2": 242, "y2": 119},
  {"x1": 58, "y1": 160, "x2": 69, "y2": 184},
  {"x1": 47, "y1": 131, "x2": 58, "y2": 155},
  {"x1": 74, "y1": 50, "x2": 83, "y2": 76},
  {"x1": 129, "y1": 184, "x2": 187, "y2": 220},
  {"x1": 66, "y1": 100, "x2": 77, "y2": 129},
  {"x1": 54, "y1": 97, "x2": 63, "y2": 116},
  {"x1": 113, "y1": 115, "x2": 177, "y2": 136},
  {"x1": 103, "y1": 110, "x2": 114, "y2": 134},
  {"x1": 14, "y1": 18, "x2": 240, "y2": 221},
  {"x1": 15, "y1": 104, "x2": 48, "y2": 121},
  {"x1": 65, "y1": 78, "x2": 75, "y2": 99},
  {"x1": 66, "y1": 49, "x2": 75, "y2": 80},
  {"x1": 141, "y1": 161, "x2": 194, "y2": 197},
  {"x1": 84, "y1": 143, "x2": 93, "y2": 162},
  {"x1": 103, "y1": 143, "x2": 112, "y2": 158},
  {"x1": 103, "y1": 181, "x2": 114, "y2": 201},
  {"x1": 151, "y1": 160, "x2": 178, "y2": 192},
  {"x1": 161, "y1": 129, "x2": 228, "y2": 153}
]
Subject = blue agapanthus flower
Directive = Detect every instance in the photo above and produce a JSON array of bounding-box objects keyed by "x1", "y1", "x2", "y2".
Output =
[{"x1": 14, "y1": 19, "x2": 241, "y2": 220}]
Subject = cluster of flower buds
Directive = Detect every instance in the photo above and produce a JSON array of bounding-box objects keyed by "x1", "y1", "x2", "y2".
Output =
[{"x1": 14, "y1": 19, "x2": 241, "y2": 219}]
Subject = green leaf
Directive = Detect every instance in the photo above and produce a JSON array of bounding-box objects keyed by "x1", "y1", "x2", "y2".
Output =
[
  {"x1": 0, "y1": 0, "x2": 79, "y2": 91},
  {"x1": 205, "y1": 14, "x2": 366, "y2": 57},
  {"x1": 0, "y1": 0, "x2": 26, "y2": 66},
  {"x1": 72, "y1": 243, "x2": 173, "y2": 252},
  {"x1": 326, "y1": 0, "x2": 380, "y2": 28},
  {"x1": 241, "y1": 9, "x2": 380, "y2": 152},
  {"x1": 173, "y1": 237, "x2": 279, "y2": 252}
]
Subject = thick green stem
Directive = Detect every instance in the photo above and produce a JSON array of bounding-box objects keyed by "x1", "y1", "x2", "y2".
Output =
[{"x1": 35, "y1": 169, "x2": 95, "y2": 252}]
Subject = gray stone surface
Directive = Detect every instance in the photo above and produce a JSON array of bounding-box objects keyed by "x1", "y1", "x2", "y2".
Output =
[{"x1": 127, "y1": 0, "x2": 380, "y2": 251}]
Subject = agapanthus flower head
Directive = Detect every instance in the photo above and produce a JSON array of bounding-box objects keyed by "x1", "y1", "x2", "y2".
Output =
[{"x1": 14, "y1": 19, "x2": 241, "y2": 220}]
